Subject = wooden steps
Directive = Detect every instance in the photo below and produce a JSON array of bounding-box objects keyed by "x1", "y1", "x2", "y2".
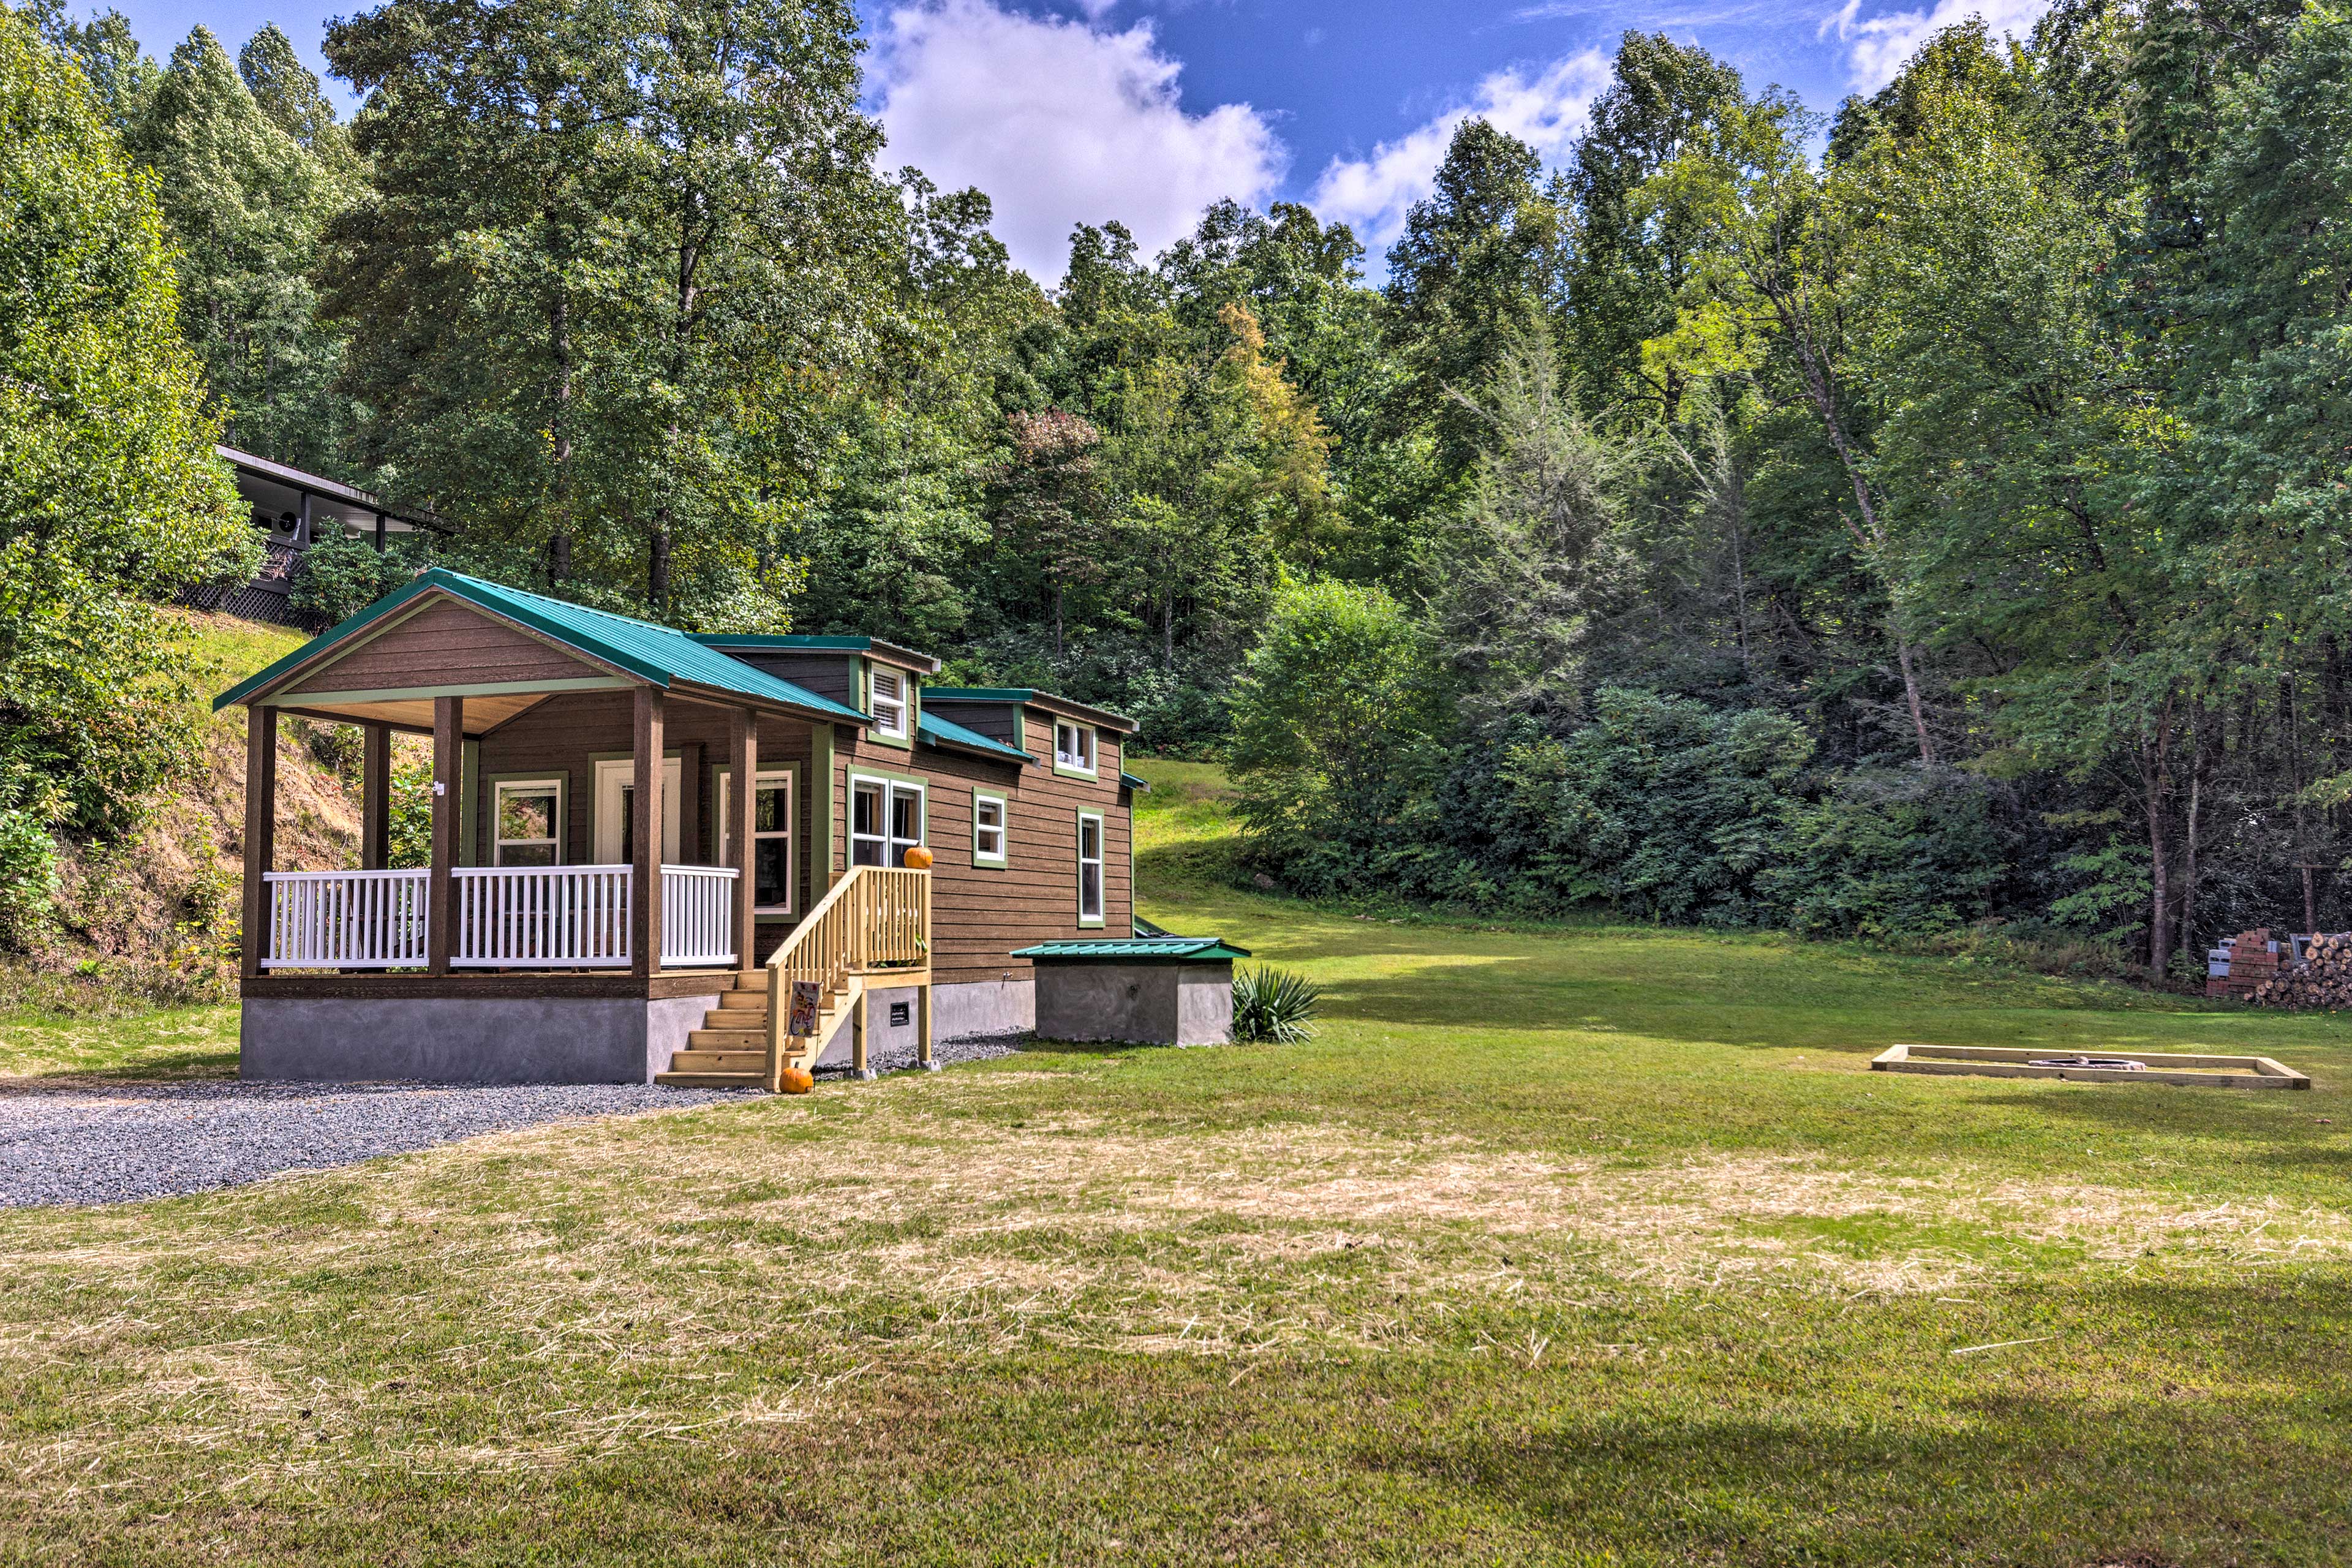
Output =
[
  {"x1": 655, "y1": 970, "x2": 784, "y2": 1088},
  {"x1": 650, "y1": 867, "x2": 932, "y2": 1091},
  {"x1": 653, "y1": 969, "x2": 856, "y2": 1088}
]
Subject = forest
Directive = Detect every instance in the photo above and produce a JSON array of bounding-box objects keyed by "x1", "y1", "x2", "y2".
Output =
[{"x1": 6, "y1": 0, "x2": 2352, "y2": 980}]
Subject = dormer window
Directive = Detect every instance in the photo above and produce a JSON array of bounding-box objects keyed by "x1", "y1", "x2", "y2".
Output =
[
  {"x1": 870, "y1": 668, "x2": 908, "y2": 738},
  {"x1": 1054, "y1": 721, "x2": 1095, "y2": 775}
]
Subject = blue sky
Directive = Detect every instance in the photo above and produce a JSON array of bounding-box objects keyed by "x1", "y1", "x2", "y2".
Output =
[{"x1": 94, "y1": 0, "x2": 2045, "y2": 278}]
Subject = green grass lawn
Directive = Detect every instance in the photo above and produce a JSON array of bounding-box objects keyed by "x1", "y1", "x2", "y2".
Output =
[{"x1": 0, "y1": 760, "x2": 2346, "y2": 1564}]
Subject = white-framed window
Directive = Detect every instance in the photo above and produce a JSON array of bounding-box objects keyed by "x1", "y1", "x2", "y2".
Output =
[
  {"x1": 869, "y1": 668, "x2": 908, "y2": 738},
  {"x1": 1077, "y1": 809, "x2": 1104, "y2": 925},
  {"x1": 494, "y1": 779, "x2": 562, "y2": 866},
  {"x1": 717, "y1": 769, "x2": 794, "y2": 914},
  {"x1": 851, "y1": 775, "x2": 925, "y2": 868},
  {"x1": 1055, "y1": 720, "x2": 1096, "y2": 775},
  {"x1": 973, "y1": 790, "x2": 1008, "y2": 867}
]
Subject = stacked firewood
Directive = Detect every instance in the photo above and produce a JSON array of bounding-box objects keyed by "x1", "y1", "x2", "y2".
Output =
[{"x1": 2251, "y1": 930, "x2": 2352, "y2": 1009}]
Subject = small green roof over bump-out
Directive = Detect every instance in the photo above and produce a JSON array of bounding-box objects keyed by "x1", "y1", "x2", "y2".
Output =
[{"x1": 1011, "y1": 936, "x2": 1253, "y2": 962}]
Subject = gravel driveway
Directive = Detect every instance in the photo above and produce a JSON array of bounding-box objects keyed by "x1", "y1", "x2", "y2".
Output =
[{"x1": 0, "y1": 1033, "x2": 1019, "y2": 1208}]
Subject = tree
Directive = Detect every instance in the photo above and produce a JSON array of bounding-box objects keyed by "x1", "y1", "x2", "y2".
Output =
[
  {"x1": 22, "y1": 0, "x2": 151, "y2": 130},
  {"x1": 325, "y1": 0, "x2": 642, "y2": 593},
  {"x1": 128, "y1": 26, "x2": 345, "y2": 469},
  {"x1": 989, "y1": 410, "x2": 1109, "y2": 659},
  {"x1": 1665, "y1": 88, "x2": 1939, "y2": 764},
  {"x1": 0, "y1": 6, "x2": 250, "y2": 875},
  {"x1": 1561, "y1": 31, "x2": 1746, "y2": 420},
  {"x1": 1384, "y1": 119, "x2": 1556, "y2": 487},
  {"x1": 238, "y1": 22, "x2": 362, "y2": 185},
  {"x1": 326, "y1": 0, "x2": 897, "y2": 622},
  {"x1": 1432, "y1": 328, "x2": 1634, "y2": 734},
  {"x1": 1227, "y1": 577, "x2": 1441, "y2": 891}
]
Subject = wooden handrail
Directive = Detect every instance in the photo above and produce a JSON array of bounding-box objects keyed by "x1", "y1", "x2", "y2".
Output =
[{"x1": 764, "y1": 865, "x2": 929, "y2": 1089}]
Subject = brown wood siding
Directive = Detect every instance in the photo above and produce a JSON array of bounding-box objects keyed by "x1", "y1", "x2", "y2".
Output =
[
  {"x1": 924, "y1": 698, "x2": 1020, "y2": 745},
  {"x1": 820, "y1": 710, "x2": 1131, "y2": 987},
  {"x1": 473, "y1": 691, "x2": 816, "y2": 903},
  {"x1": 287, "y1": 597, "x2": 608, "y2": 693},
  {"x1": 724, "y1": 650, "x2": 858, "y2": 706}
]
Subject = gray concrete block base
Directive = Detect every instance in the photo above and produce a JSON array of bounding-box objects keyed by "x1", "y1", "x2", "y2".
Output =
[
  {"x1": 1034, "y1": 962, "x2": 1233, "y2": 1046},
  {"x1": 241, "y1": 995, "x2": 709, "y2": 1085}
]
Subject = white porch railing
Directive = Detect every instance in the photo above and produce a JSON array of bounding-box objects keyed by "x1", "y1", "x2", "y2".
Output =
[
  {"x1": 660, "y1": 864, "x2": 740, "y2": 967},
  {"x1": 452, "y1": 864, "x2": 633, "y2": 968},
  {"x1": 262, "y1": 870, "x2": 430, "y2": 969},
  {"x1": 262, "y1": 864, "x2": 739, "y2": 970}
]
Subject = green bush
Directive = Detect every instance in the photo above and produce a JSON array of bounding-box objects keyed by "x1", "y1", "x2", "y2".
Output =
[
  {"x1": 1232, "y1": 965, "x2": 1322, "y2": 1043},
  {"x1": 0, "y1": 804, "x2": 59, "y2": 951},
  {"x1": 291, "y1": 531, "x2": 407, "y2": 625}
]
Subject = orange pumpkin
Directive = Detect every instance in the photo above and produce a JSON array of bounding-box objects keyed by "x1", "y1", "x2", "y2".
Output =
[
  {"x1": 779, "y1": 1066, "x2": 815, "y2": 1094},
  {"x1": 903, "y1": 845, "x2": 935, "y2": 870}
]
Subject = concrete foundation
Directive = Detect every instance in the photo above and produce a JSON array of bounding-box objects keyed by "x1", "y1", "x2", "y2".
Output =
[
  {"x1": 805, "y1": 978, "x2": 1037, "y2": 1066},
  {"x1": 1033, "y1": 962, "x2": 1232, "y2": 1046},
  {"x1": 241, "y1": 995, "x2": 710, "y2": 1084}
]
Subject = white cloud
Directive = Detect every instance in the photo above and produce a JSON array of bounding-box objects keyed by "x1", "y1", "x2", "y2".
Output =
[
  {"x1": 1306, "y1": 51, "x2": 1612, "y2": 257},
  {"x1": 870, "y1": 0, "x2": 1285, "y2": 283},
  {"x1": 1823, "y1": 0, "x2": 2052, "y2": 91}
]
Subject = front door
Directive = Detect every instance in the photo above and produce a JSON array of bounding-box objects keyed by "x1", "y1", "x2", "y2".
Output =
[{"x1": 594, "y1": 756, "x2": 682, "y2": 864}]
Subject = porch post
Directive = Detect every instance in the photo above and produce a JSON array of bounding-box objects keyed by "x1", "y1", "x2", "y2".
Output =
[
  {"x1": 631, "y1": 685, "x2": 665, "y2": 979},
  {"x1": 360, "y1": 722, "x2": 391, "y2": 871},
  {"x1": 238, "y1": 706, "x2": 277, "y2": 981},
  {"x1": 728, "y1": 705, "x2": 757, "y2": 972},
  {"x1": 428, "y1": 696, "x2": 463, "y2": 974}
]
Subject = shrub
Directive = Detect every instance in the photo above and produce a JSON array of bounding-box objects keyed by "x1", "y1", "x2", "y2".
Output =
[
  {"x1": 1232, "y1": 965, "x2": 1322, "y2": 1043},
  {"x1": 1760, "y1": 766, "x2": 2009, "y2": 939},
  {"x1": 291, "y1": 530, "x2": 400, "y2": 625},
  {"x1": 0, "y1": 802, "x2": 59, "y2": 951}
]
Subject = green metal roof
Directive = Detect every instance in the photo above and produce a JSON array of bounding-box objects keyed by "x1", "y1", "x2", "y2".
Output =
[
  {"x1": 1012, "y1": 936, "x2": 1253, "y2": 962},
  {"x1": 1119, "y1": 771, "x2": 1150, "y2": 793},
  {"x1": 925, "y1": 687, "x2": 1037, "y2": 702},
  {"x1": 693, "y1": 633, "x2": 872, "y2": 649},
  {"x1": 690, "y1": 632, "x2": 941, "y2": 671},
  {"x1": 918, "y1": 709, "x2": 1030, "y2": 764},
  {"x1": 214, "y1": 568, "x2": 870, "y2": 723},
  {"x1": 926, "y1": 685, "x2": 1138, "y2": 734}
]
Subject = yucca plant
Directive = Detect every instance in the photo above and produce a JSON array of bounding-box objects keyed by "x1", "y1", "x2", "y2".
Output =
[{"x1": 1231, "y1": 965, "x2": 1322, "y2": 1043}]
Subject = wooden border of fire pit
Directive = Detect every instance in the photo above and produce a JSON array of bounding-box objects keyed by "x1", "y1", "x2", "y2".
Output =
[{"x1": 1871, "y1": 1043, "x2": 2310, "y2": 1090}]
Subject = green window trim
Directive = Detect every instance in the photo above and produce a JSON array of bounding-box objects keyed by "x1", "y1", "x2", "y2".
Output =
[
  {"x1": 1076, "y1": 808, "x2": 1106, "y2": 928},
  {"x1": 483, "y1": 769, "x2": 571, "y2": 866},
  {"x1": 846, "y1": 766, "x2": 928, "y2": 870},
  {"x1": 971, "y1": 788, "x2": 1010, "y2": 869},
  {"x1": 859, "y1": 657, "x2": 919, "y2": 751},
  {"x1": 812, "y1": 723, "x2": 837, "y2": 883},
  {"x1": 1051, "y1": 719, "x2": 1098, "y2": 780}
]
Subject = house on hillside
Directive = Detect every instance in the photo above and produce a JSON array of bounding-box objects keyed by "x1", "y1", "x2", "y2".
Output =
[
  {"x1": 216, "y1": 568, "x2": 1243, "y2": 1087},
  {"x1": 181, "y1": 447, "x2": 451, "y2": 629}
]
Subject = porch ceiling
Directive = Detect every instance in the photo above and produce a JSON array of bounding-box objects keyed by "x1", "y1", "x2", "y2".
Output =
[{"x1": 271, "y1": 690, "x2": 556, "y2": 734}]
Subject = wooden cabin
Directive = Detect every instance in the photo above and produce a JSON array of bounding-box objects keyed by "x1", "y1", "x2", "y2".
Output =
[{"x1": 217, "y1": 568, "x2": 1152, "y2": 1085}]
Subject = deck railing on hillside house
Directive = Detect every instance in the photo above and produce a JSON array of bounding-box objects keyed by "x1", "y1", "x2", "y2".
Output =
[{"x1": 260, "y1": 864, "x2": 741, "y2": 970}]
